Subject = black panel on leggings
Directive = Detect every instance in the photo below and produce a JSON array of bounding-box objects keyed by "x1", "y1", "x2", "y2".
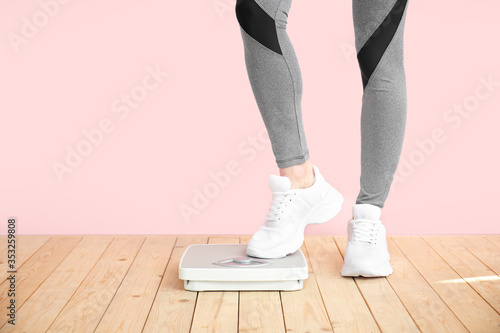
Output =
[
  {"x1": 357, "y1": 0, "x2": 407, "y2": 89},
  {"x1": 235, "y1": 0, "x2": 282, "y2": 55}
]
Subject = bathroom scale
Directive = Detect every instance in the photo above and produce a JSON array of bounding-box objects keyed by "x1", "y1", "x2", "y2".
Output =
[{"x1": 178, "y1": 244, "x2": 308, "y2": 291}]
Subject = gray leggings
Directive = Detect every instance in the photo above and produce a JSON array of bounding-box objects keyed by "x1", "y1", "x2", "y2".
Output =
[{"x1": 235, "y1": 0, "x2": 409, "y2": 208}]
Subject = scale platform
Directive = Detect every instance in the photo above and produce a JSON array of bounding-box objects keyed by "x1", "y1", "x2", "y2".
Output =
[{"x1": 179, "y1": 244, "x2": 308, "y2": 291}]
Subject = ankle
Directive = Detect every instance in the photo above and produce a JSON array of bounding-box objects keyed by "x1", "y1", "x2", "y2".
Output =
[{"x1": 280, "y1": 160, "x2": 315, "y2": 189}]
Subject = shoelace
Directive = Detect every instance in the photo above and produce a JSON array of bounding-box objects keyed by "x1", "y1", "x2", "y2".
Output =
[
  {"x1": 351, "y1": 219, "x2": 379, "y2": 245},
  {"x1": 266, "y1": 192, "x2": 295, "y2": 221}
]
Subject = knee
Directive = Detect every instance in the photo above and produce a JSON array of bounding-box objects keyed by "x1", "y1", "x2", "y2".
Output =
[
  {"x1": 235, "y1": 0, "x2": 264, "y2": 27},
  {"x1": 235, "y1": 0, "x2": 251, "y2": 26},
  {"x1": 235, "y1": 0, "x2": 282, "y2": 55}
]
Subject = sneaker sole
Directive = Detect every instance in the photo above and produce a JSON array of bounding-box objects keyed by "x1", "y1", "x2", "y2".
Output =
[
  {"x1": 247, "y1": 186, "x2": 344, "y2": 259},
  {"x1": 340, "y1": 261, "x2": 393, "y2": 277}
]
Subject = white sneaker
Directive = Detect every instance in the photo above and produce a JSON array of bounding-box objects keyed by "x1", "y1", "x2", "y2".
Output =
[
  {"x1": 340, "y1": 203, "x2": 393, "y2": 277},
  {"x1": 246, "y1": 165, "x2": 343, "y2": 259}
]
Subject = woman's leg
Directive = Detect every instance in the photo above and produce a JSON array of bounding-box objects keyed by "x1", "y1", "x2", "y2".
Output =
[
  {"x1": 353, "y1": 0, "x2": 409, "y2": 208},
  {"x1": 340, "y1": 0, "x2": 409, "y2": 277},
  {"x1": 236, "y1": 0, "x2": 345, "y2": 260},
  {"x1": 235, "y1": 0, "x2": 314, "y2": 188}
]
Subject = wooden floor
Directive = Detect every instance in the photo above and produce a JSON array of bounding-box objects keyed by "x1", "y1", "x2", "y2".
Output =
[{"x1": 0, "y1": 235, "x2": 500, "y2": 332}]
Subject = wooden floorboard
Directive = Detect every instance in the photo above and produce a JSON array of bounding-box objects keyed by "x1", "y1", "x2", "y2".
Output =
[
  {"x1": 0, "y1": 236, "x2": 82, "y2": 329},
  {"x1": 1, "y1": 236, "x2": 113, "y2": 333},
  {"x1": 394, "y1": 236, "x2": 500, "y2": 332},
  {"x1": 94, "y1": 236, "x2": 176, "y2": 333},
  {"x1": 0, "y1": 235, "x2": 51, "y2": 284},
  {"x1": 46, "y1": 236, "x2": 145, "y2": 332},
  {"x1": 424, "y1": 236, "x2": 500, "y2": 315},
  {"x1": 385, "y1": 237, "x2": 469, "y2": 332},
  {"x1": 0, "y1": 235, "x2": 499, "y2": 332},
  {"x1": 455, "y1": 236, "x2": 500, "y2": 275}
]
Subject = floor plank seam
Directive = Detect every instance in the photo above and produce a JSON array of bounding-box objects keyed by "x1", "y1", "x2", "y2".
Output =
[
  {"x1": 331, "y1": 236, "x2": 344, "y2": 260},
  {"x1": 141, "y1": 236, "x2": 179, "y2": 333},
  {"x1": 382, "y1": 238, "x2": 423, "y2": 333},
  {"x1": 94, "y1": 236, "x2": 147, "y2": 332},
  {"x1": 188, "y1": 291, "x2": 199, "y2": 333},
  {"x1": 303, "y1": 237, "x2": 337, "y2": 333},
  {"x1": 188, "y1": 237, "x2": 210, "y2": 333},
  {"x1": 279, "y1": 290, "x2": 286, "y2": 333}
]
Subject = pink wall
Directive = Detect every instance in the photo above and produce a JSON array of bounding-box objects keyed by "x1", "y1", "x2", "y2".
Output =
[{"x1": 1, "y1": 0, "x2": 499, "y2": 236}]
